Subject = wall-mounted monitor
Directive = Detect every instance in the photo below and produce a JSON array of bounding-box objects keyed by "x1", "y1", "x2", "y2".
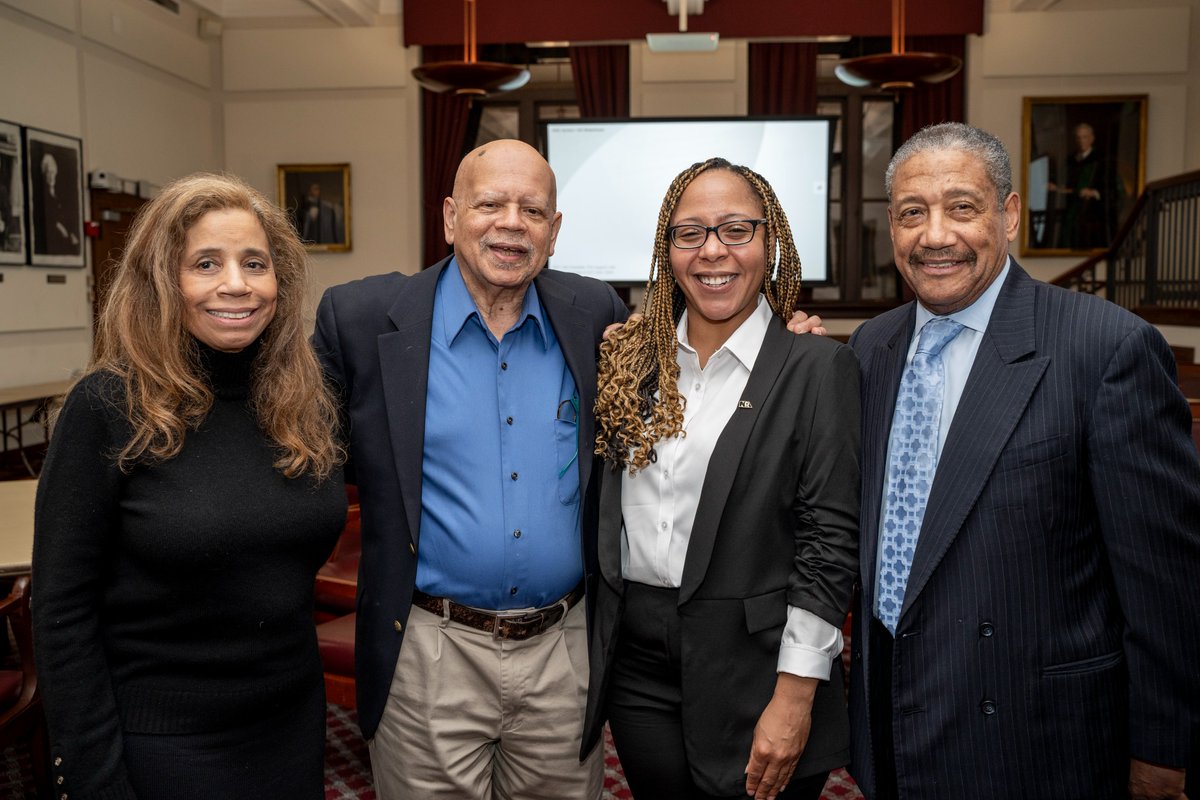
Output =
[{"x1": 544, "y1": 117, "x2": 833, "y2": 285}]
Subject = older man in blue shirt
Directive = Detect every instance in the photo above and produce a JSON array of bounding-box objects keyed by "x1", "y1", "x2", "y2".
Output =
[{"x1": 314, "y1": 139, "x2": 628, "y2": 799}]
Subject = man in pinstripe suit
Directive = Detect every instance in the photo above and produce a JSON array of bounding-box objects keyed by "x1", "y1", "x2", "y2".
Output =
[{"x1": 843, "y1": 123, "x2": 1200, "y2": 800}]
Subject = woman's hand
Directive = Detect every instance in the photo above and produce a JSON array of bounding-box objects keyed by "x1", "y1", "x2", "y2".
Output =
[{"x1": 744, "y1": 673, "x2": 818, "y2": 799}]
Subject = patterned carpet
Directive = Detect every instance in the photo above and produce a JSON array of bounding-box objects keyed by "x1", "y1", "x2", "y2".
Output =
[{"x1": 2, "y1": 704, "x2": 862, "y2": 799}]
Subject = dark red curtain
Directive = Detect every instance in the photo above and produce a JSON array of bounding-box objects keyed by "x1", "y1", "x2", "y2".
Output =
[
  {"x1": 748, "y1": 43, "x2": 819, "y2": 116},
  {"x1": 421, "y1": 45, "x2": 472, "y2": 269},
  {"x1": 569, "y1": 45, "x2": 629, "y2": 118},
  {"x1": 899, "y1": 36, "x2": 968, "y2": 142}
]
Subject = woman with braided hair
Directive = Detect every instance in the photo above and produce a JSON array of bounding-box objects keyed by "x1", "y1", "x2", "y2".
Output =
[{"x1": 580, "y1": 158, "x2": 860, "y2": 800}]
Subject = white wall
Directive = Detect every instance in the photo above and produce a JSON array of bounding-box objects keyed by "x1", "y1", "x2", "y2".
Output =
[
  {"x1": 220, "y1": 24, "x2": 423, "y2": 313},
  {"x1": 0, "y1": 0, "x2": 221, "y2": 389},
  {"x1": 630, "y1": 39, "x2": 749, "y2": 117}
]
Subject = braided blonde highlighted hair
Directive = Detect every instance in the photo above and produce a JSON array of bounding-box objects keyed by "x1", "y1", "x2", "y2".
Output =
[{"x1": 594, "y1": 157, "x2": 803, "y2": 473}]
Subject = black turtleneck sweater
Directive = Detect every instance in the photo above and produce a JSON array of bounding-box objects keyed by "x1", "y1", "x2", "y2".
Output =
[{"x1": 32, "y1": 343, "x2": 346, "y2": 800}]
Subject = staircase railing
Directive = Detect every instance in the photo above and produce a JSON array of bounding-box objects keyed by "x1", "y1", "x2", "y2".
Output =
[{"x1": 1051, "y1": 170, "x2": 1200, "y2": 324}]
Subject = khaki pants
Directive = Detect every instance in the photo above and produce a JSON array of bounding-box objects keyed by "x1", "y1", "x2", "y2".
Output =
[{"x1": 368, "y1": 600, "x2": 602, "y2": 799}]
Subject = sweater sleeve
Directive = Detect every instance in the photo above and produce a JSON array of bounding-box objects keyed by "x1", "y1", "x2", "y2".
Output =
[{"x1": 32, "y1": 373, "x2": 138, "y2": 799}]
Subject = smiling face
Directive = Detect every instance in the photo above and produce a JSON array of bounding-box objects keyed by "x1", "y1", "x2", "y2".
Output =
[
  {"x1": 888, "y1": 148, "x2": 1020, "y2": 316},
  {"x1": 669, "y1": 169, "x2": 767, "y2": 345},
  {"x1": 178, "y1": 208, "x2": 278, "y2": 352},
  {"x1": 443, "y1": 140, "x2": 562, "y2": 304}
]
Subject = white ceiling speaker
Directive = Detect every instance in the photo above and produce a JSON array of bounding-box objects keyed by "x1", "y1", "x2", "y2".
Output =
[{"x1": 648, "y1": 0, "x2": 718, "y2": 52}]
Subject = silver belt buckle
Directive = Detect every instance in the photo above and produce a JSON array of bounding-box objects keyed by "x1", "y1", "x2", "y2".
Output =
[{"x1": 493, "y1": 607, "x2": 544, "y2": 640}]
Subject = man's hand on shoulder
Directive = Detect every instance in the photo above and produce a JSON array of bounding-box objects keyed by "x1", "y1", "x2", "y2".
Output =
[
  {"x1": 787, "y1": 310, "x2": 826, "y2": 337},
  {"x1": 1129, "y1": 758, "x2": 1187, "y2": 800}
]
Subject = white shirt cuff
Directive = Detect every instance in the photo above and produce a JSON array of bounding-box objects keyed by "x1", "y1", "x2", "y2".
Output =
[{"x1": 777, "y1": 605, "x2": 844, "y2": 680}]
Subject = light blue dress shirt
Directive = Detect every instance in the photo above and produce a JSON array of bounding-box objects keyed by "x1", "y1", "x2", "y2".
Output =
[{"x1": 417, "y1": 260, "x2": 581, "y2": 610}]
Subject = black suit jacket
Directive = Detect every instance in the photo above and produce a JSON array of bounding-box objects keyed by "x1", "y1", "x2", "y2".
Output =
[
  {"x1": 582, "y1": 316, "x2": 861, "y2": 795},
  {"x1": 312, "y1": 258, "x2": 628, "y2": 738},
  {"x1": 847, "y1": 262, "x2": 1200, "y2": 799}
]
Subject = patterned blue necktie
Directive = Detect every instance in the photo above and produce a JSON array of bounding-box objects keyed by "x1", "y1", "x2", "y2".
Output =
[{"x1": 876, "y1": 317, "x2": 965, "y2": 634}]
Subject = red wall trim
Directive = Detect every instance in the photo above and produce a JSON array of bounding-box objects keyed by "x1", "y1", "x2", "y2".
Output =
[{"x1": 403, "y1": 1, "x2": 984, "y2": 48}]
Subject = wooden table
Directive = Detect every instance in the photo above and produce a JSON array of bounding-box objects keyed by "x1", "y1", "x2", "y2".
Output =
[
  {"x1": 0, "y1": 479, "x2": 37, "y2": 576},
  {"x1": 0, "y1": 379, "x2": 72, "y2": 476}
]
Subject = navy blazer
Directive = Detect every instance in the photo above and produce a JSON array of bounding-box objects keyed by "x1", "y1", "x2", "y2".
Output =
[
  {"x1": 582, "y1": 316, "x2": 861, "y2": 794},
  {"x1": 847, "y1": 262, "x2": 1200, "y2": 799},
  {"x1": 312, "y1": 258, "x2": 628, "y2": 738}
]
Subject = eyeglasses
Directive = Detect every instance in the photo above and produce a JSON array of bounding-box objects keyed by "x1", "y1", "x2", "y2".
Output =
[{"x1": 667, "y1": 219, "x2": 767, "y2": 249}]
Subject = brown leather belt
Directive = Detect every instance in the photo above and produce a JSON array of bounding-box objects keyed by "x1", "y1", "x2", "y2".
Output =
[{"x1": 411, "y1": 583, "x2": 584, "y2": 641}]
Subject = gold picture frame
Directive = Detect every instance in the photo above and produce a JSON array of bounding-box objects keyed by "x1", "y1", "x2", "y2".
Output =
[
  {"x1": 277, "y1": 163, "x2": 351, "y2": 252},
  {"x1": 1020, "y1": 95, "x2": 1147, "y2": 257}
]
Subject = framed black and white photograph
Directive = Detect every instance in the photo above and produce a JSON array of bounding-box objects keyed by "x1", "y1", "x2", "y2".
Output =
[
  {"x1": 277, "y1": 163, "x2": 352, "y2": 252},
  {"x1": 25, "y1": 127, "x2": 85, "y2": 267},
  {"x1": 1020, "y1": 95, "x2": 1147, "y2": 257},
  {"x1": 0, "y1": 120, "x2": 26, "y2": 265}
]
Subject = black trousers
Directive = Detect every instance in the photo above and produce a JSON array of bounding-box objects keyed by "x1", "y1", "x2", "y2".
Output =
[
  {"x1": 606, "y1": 581, "x2": 828, "y2": 800},
  {"x1": 868, "y1": 617, "x2": 900, "y2": 800}
]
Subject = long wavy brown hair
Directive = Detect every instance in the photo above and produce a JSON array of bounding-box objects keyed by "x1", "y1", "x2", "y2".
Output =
[
  {"x1": 80, "y1": 172, "x2": 342, "y2": 479},
  {"x1": 594, "y1": 157, "x2": 803, "y2": 473}
]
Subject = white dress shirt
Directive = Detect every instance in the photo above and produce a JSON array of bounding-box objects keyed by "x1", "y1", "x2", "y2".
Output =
[{"x1": 621, "y1": 295, "x2": 843, "y2": 679}]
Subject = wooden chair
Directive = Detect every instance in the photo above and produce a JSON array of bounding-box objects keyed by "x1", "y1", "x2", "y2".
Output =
[
  {"x1": 1179, "y1": 363, "x2": 1200, "y2": 402},
  {"x1": 0, "y1": 576, "x2": 49, "y2": 795}
]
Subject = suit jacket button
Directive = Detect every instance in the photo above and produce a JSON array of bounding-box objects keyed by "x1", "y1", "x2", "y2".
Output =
[
  {"x1": 979, "y1": 622, "x2": 995, "y2": 637},
  {"x1": 54, "y1": 757, "x2": 62, "y2": 766},
  {"x1": 393, "y1": 620, "x2": 403, "y2": 632},
  {"x1": 980, "y1": 700, "x2": 997, "y2": 715}
]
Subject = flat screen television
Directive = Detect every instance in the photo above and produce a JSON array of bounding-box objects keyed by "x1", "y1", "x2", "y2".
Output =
[{"x1": 543, "y1": 117, "x2": 834, "y2": 285}]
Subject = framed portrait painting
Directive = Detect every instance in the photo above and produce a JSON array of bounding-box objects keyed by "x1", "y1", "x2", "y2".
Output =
[
  {"x1": 0, "y1": 119, "x2": 26, "y2": 265},
  {"x1": 1020, "y1": 95, "x2": 1147, "y2": 257},
  {"x1": 277, "y1": 163, "x2": 351, "y2": 252},
  {"x1": 24, "y1": 127, "x2": 85, "y2": 267}
]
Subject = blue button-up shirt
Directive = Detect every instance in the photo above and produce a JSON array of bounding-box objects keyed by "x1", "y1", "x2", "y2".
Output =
[{"x1": 416, "y1": 260, "x2": 581, "y2": 609}]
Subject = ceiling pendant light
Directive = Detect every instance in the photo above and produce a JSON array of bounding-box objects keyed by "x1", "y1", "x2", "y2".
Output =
[
  {"x1": 411, "y1": 0, "x2": 530, "y2": 96},
  {"x1": 835, "y1": 0, "x2": 962, "y2": 91}
]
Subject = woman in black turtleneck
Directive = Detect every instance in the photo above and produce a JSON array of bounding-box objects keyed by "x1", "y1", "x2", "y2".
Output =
[{"x1": 32, "y1": 173, "x2": 346, "y2": 800}]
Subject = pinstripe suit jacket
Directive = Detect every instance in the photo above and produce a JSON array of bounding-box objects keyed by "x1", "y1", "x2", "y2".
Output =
[{"x1": 847, "y1": 262, "x2": 1200, "y2": 799}]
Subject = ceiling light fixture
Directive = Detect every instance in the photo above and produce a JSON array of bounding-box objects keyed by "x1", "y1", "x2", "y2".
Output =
[
  {"x1": 835, "y1": 0, "x2": 963, "y2": 90},
  {"x1": 646, "y1": 0, "x2": 719, "y2": 54},
  {"x1": 411, "y1": 0, "x2": 530, "y2": 96}
]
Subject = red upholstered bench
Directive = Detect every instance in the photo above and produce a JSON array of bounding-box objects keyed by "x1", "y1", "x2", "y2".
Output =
[
  {"x1": 315, "y1": 487, "x2": 361, "y2": 622},
  {"x1": 316, "y1": 612, "x2": 356, "y2": 708}
]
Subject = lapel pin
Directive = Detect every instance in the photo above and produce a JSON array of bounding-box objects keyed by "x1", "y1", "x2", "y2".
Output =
[{"x1": 737, "y1": 400, "x2": 753, "y2": 409}]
